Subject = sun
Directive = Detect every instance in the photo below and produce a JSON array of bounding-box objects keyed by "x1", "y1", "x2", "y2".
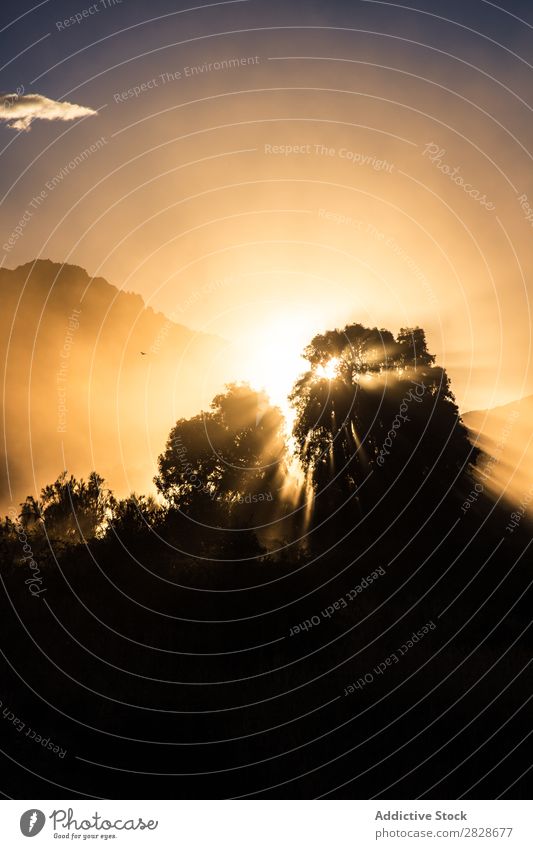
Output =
[
  {"x1": 316, "y1": 357, "x2": 340, "y2": 380},
  {"x1": 236, "y1": 312, "x2": 322, "y2": 417}
]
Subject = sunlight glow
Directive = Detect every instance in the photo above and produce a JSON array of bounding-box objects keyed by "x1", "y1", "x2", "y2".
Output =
[
  {"x1": 236, "y1": 312, "x2": 323, "y2": 417},
  {"x1": 316, "y1": 357, "x2": 340, "y2": 380}
]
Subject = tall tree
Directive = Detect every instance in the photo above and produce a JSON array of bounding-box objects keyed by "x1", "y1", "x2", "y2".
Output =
[
  {"x1": 290, "y1": 324, "x2": 476, "y2": 524},
  {"x1": 155, "y1": 383, "x2": 287, "y2": 525}
]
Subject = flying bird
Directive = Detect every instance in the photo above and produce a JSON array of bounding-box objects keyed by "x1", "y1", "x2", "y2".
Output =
[{"x1": 140, "y1": 351, "x2": 147, "y2": 356}]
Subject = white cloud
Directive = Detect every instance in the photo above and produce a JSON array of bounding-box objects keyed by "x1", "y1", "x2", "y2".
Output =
[{"x1": 0, "y1": 93, "x2": 97, "y2": 131}]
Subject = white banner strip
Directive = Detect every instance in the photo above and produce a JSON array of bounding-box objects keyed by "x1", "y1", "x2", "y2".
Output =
[{"x1": 1, "y1": 800, "x2": 532, "y2": 848}]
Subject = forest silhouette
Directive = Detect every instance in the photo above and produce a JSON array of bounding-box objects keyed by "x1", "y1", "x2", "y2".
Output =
[{"x1": 1, "y1": 321, "x2": 532, "y2": 799}]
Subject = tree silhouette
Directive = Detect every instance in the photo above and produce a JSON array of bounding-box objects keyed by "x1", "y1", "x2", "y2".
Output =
[
  {"x1": 19, "y1": 471, "x2": 115, "y2": 542},
  {"x1": 290, "y1": 324, "x2": 477, "y2": 526},
  {"x1": 155, "y1": 383, "x2": 287, "y2": 526},
  {"x1": 107, "y1": 493, "x2": 161, "y2": 539}
]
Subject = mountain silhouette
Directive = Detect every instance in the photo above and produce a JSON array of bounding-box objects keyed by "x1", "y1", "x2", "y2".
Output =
[
  {"x1": 463, "y1": 395, "x2": 533, "y2": 513},
  {"x1": 0, "y1": 260, "x2": 232, "y2": 511}
]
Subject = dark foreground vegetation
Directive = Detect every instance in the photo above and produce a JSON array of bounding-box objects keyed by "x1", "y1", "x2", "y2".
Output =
[{"x1": 1, "y1": 324, "x2": 532, "y2": 798}]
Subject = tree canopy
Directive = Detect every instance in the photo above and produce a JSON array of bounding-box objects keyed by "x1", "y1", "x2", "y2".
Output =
[
  {"x1": 155, "y1": 383, "x2": 287, "y2": 526},
  {"x1": 290, "y1": 324, "x2": 476, "y2": 525},
  {"x1": 19, "y1": 471, "x2": 114, "y2": 542}
]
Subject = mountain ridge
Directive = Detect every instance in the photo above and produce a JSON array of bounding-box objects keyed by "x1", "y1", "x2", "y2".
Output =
[
  {"x1": 463, "y1": 395, "x2": 533, "y2": 512},
  {"x1": 0, "y1": 259, "x2": 232, "y2": 510}
]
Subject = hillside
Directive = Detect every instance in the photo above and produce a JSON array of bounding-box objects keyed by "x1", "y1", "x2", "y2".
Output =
[
  {"x1": 463, "y1": 395, "x2": 533, "y2": 511},
  {"x1": 0, "y1": 260, "x2": 232, "y2": 510}
]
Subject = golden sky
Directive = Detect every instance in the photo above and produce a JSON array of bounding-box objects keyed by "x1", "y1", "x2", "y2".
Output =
[{"x1": 2, "y1": 0, "x2": 533, "y2": 415}]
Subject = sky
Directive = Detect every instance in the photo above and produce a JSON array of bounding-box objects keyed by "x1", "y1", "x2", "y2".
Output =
[{"x1": 2, "y1": 0, "x2": 533, "y2": 413}]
